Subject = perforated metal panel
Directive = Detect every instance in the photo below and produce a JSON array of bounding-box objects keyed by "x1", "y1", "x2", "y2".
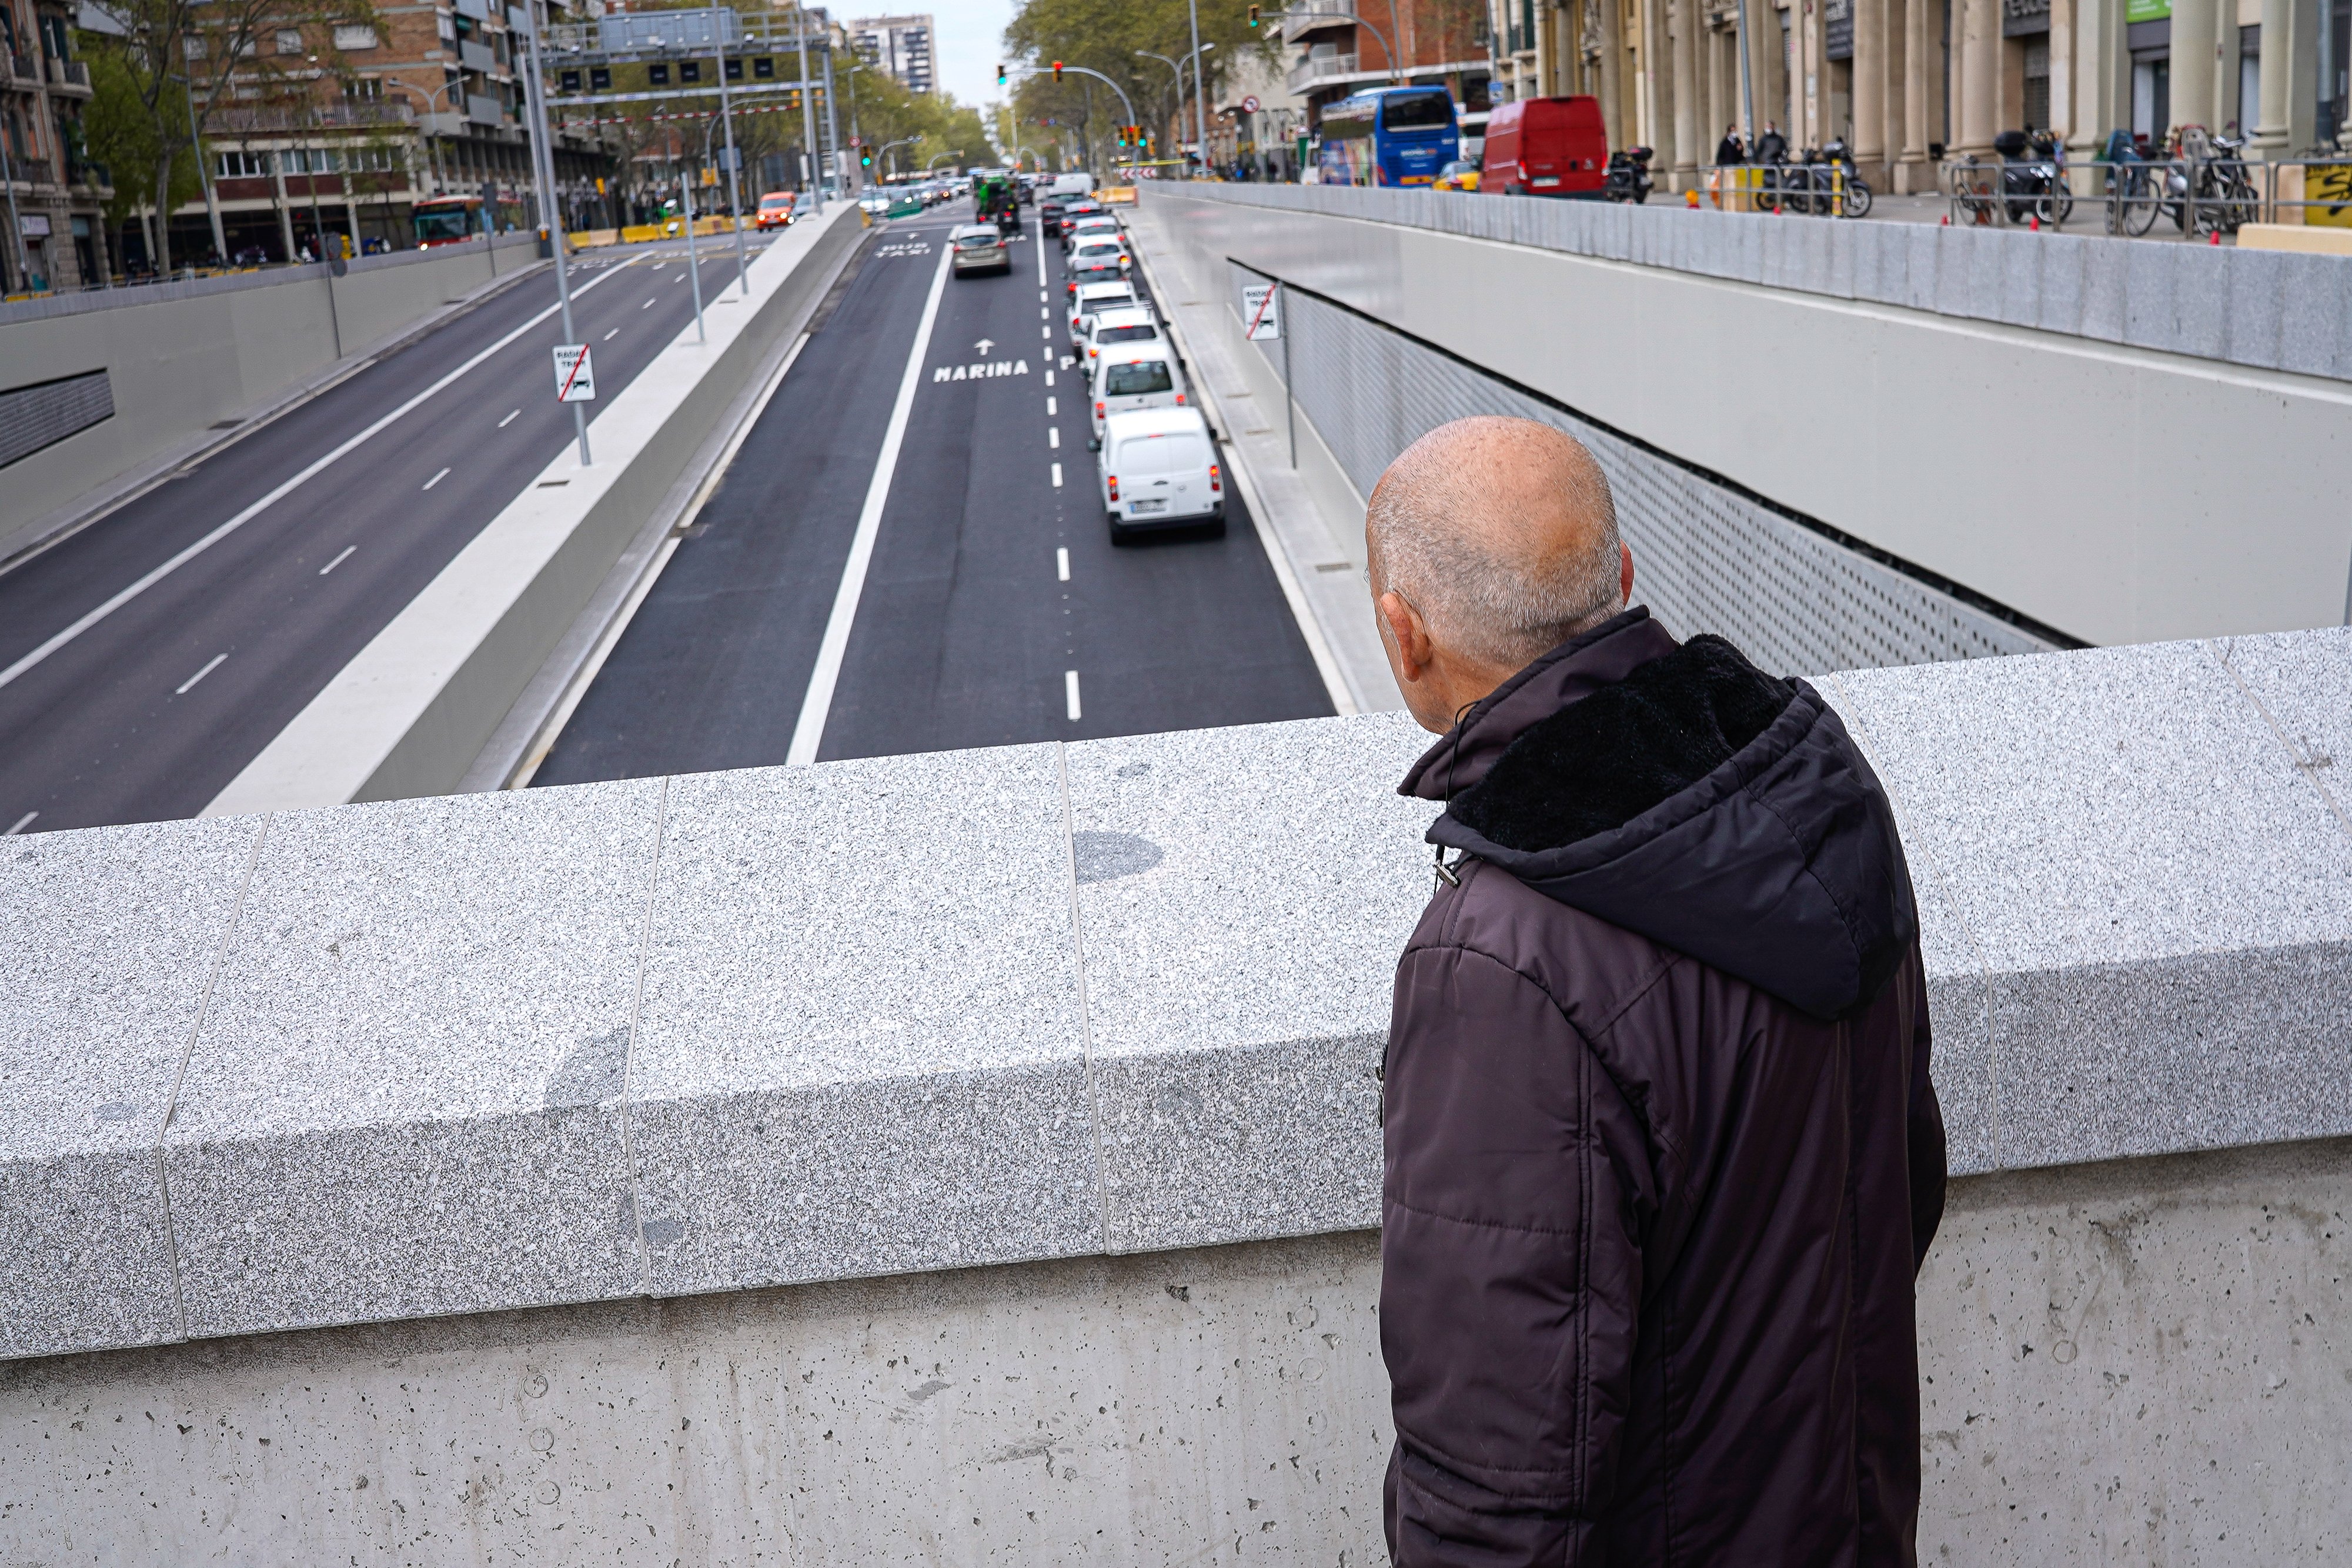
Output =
[
  {"x1": 1234, "y1": 263, "x2": 2050, "y2": 673},
  {"x1": 0, "y1": 370, "x2": 113, "y2": 470}
]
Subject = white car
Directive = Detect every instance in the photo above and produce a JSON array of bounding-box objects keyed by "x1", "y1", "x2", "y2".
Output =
[
  {"x1": 1066, "y1": 214, "x2": 1123, "y2": 250},
  {"x1": 1081, "y1": 306, "x2": 1167, "y2": 380},
  {"x1": 1089, "y1": 340, "x2": 1186, "y2": 444},
  {"x1": 1068, "y1": 279, "x2": 1141, "y2": 345},
  {"x1": 1098, "y1": 406, "x2": 1222, "y2": 539},
  {"x1": 1067, "y1": 234, "x2": 1130, "y2": 275}
]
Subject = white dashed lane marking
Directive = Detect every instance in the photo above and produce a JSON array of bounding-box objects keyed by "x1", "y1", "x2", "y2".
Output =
[
  {"x1": 422, "y1": 467, "x2": 450, "y2": 490},
  {"x1": 1057, "y1": 547, "x2": 1070, "y2": 581},
  {"x1": 175, "y1": 654, "x2": 226, "y2": 695},
  {"x1": 1065, "y1": 671, "x2": 1082, "y2": 721},
  {"x1": 318, "y1": 546, "x2": 356, "y2": 576}
]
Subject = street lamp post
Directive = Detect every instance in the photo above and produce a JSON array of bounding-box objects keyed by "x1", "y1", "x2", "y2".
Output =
[
  {"x1": 712, "y1": 13, "x2": 750, "y2": 297},
  {"x1": 172, "y1": 71, "x2": 229, "y2": 264},
  {"x1": 517, "y1": 0, "x2": 592, "y2": 464},
  {"x1": 384, "y1": 75, "x2": 460, "y2": 194},
  {"x1": 1184, "y1": 0, "x2": 1208, "y2": 176},
  {"x1": 818, "y1": 12, "x2": 844, "y2": 198},
  {"x1": 1135, "y1": 44, "x2": 1214, "y2": 173},
  {"x1": 793, "y1": 1, "x2": 821, "y2": 210}
]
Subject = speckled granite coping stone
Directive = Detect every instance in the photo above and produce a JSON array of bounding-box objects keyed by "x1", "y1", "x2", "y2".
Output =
[
  {"x1": 5, "y1": 627, "x2": 2350, "y2": 1361},
  {"x1": 1177, "y1": 184, "x2": 2352, "y2": 385}
]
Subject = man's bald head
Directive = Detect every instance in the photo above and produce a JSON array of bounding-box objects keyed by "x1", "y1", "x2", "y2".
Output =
[{"x1": 1366, "y1": 417, "x2": 1624, "y2": 672}]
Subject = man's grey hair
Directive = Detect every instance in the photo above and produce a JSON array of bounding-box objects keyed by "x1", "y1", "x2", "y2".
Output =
[{"x1": 1365, "y1": 417, "x2": 1624, "y2": 670}]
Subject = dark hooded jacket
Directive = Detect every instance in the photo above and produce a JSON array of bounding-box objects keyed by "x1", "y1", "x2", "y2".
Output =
[{"x1": 1381, "y1": 607, "x2": 1946, "y2": 1568}]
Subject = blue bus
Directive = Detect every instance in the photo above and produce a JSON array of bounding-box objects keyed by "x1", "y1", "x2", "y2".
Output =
[{"x1": 1315, "y1": 86, "x2": 1459, "y2": 187}]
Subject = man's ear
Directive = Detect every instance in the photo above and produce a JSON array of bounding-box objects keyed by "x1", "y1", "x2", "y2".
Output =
[
  {"x1": 1619, "y1": 541, "x2": 1635, "y2": 608},
  {"x1": 1378, "y1": 590, "x2": 1431, "y2": 682}
]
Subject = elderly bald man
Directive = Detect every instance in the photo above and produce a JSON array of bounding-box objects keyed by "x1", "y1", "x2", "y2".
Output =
[{"x1": 1368, "y1": 417, "x2": 1946, "y2": 1568}]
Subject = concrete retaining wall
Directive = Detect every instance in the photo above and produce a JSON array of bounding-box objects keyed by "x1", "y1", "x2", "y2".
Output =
[
  {"x1": 0, "y1": 234, "x2": 543, "y2": 554},
  {"x1": 4, "y1": 1139, "x2": 2342, "y2": 1564},
  {"x1": 1141, "y1": 188, "x2": 2352, "y2": 649}
]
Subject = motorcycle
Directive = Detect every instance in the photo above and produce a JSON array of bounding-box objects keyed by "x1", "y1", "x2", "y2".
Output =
[
  {"x1": 1817, "y1": 137, "x2": 1873, "y2": 218},
  {"x1": 1604, "y1": 146, "x2": 1655, "y2": 205},
  {"x1": 1994, "y1": 128, "x2": 2072, "y2": 226}
]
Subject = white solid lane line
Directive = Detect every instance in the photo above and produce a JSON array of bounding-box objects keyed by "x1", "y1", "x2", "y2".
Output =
[
  {"x1": 1056, "y1": 547, "x2": 1070, "y2": 581},
  {"x1": 1048, "y1": 427, "x2": 1060, "y2": 449},
  {"x1": 4, "y1": 811, "x2": 34, "y2": 835},
  {"x1": 422, "y1": 467, "x2": 450, "y2": 490},
  {"x1": 318, "y1": 545, "x2": 357, "y2": 576},
  {"x1": 786, "y1": 243, "x2": 954, "y2": 767},
  {"x1": 0, "y1": 262, "x2": 624, "y2": 696},
  {"x1": 175, "y1": 653, "x2": 227, "y2": 695},
  {"x1": 1051, "y1": 462, "x2": 1063, "y2": 488},
  {"x1": 497, "y1": 408, "x2": 521, "y2": 428},
  {"x1": 1065, "y1": 670, "x2": 1082, "y2": 722},
  {"x1": 603, "y1": 327, "x2": 620, "y2": 340}
]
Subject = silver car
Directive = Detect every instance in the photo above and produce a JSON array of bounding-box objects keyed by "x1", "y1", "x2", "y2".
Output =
[{"x1": 950, "y1": 223, "x2": 1010, "y2": 278}]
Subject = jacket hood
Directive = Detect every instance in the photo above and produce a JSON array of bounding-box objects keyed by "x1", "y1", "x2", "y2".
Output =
[{"x1": 1412, "y1": 623, "x2": 1917, "y2": 1021}]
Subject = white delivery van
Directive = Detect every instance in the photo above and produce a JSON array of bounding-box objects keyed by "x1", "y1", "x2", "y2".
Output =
[
  {"x1": 1097, "y1": 406, "x2": 1222, "y2": 539},
  {"x1": 1088, "y1": 345, "x2": 1182, "y2": 448},
  {"x1": 1051, "y1": 172, "x2": 1095, "y2": 197}
]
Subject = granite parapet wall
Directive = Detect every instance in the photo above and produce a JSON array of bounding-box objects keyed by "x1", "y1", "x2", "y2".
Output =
[{"x1": 5, "y1": 627, "x2": 2350, "y2": 1363}]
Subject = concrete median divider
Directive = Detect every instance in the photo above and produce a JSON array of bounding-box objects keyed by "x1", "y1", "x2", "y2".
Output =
[{"x1": 202, "y1": 203, "x2": 867, "y2": 816}]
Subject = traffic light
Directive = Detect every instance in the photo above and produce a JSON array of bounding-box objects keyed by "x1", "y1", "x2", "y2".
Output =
[
  {"x1": 861, "y1": 150, "x2": 872, "y2": 166},
  {"x1": 1248, "y1": 4, "x2": 1261, "y2": 25},
  {"x1": 1051, "y1": 60, "x2": 1063, "y2": 81},
  {"x1": 996, "y1": 62, "x2": 1007, "y2": 86}
]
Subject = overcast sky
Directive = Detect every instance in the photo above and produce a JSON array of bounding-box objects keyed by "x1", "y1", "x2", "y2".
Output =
[{"x1": 925, "y1": 0, "x2": 1017, "y2": 112}]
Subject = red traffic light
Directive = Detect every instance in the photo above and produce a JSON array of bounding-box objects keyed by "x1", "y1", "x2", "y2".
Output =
[{"x1": 1052, "y1": 61, "x2": 1063, "y2": 81}]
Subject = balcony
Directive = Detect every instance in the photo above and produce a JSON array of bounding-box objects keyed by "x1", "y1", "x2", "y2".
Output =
[
  {"x1": 1278, "y1": 0, "x2": 1361, "y2": 42},
  {"x1": 2, "y1": 51, "x2": 36, "y2": 88},
  {"x1": 48, "y1": 57, "x2": 92, "y2": 95},
  {"x1": 1286, "y1": 49, "x2": 1358, "y2": 95}
]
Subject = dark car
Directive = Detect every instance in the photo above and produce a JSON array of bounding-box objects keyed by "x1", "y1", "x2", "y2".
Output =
[{"x1": 1058, "y1": 199, "x2": 1106, "y2": 241}]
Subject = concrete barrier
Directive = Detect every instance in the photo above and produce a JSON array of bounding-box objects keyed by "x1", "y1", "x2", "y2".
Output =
[
  {"x1": 200, "y1": 203, "x2": 867, "y2": 814},
  {"x1": 4, "y1": 623, "x2": 2350, "y2": 1561},
  {"x1": 0, "y1": 233, "x2": 546, "y2": 557},
  {"x1": 1140, "y1": 186, "x2": 2352, "y2": 649}
]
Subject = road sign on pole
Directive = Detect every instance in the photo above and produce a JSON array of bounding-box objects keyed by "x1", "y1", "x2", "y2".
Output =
[
  {"x1": 1241, "y1": 280, "x2": 1281, "y2": 340},
  {"x1": 553, "y1": 344, "x2": 597, "y2": 403}
]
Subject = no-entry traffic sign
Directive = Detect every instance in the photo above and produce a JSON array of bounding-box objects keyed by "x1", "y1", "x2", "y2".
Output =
[{"x1": 553, "y1": 344, "x2": 596, "y2": 403}]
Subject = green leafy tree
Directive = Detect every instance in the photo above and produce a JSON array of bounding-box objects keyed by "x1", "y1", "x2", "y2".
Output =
[
  {"x1": 79, "y1": 42, "x2": 204, "y2": 247},
  {"x1": 1003, "y1": 0, "x2": 1278, "y2": 169}
]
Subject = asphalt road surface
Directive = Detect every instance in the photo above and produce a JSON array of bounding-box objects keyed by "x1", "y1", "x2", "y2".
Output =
[
  {"x1": 533, "y1": 205, "x2": 1333, "y2": 785},
  {"x1": 0, "y1": 234, "x2": 770, "y2": 837}
]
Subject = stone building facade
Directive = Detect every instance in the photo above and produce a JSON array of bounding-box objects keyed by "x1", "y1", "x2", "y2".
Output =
[{"x1": 1485, "y1": 0, "x2": 2349, "y2": 192}]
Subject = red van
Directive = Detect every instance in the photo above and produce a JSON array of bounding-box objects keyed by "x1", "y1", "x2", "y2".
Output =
[{"x1": 1480, "y1": 96, "x2": 1608, "y2": 197}]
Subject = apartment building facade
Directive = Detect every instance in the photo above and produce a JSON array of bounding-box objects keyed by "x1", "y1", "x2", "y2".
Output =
[
  {"x1": 1, "y1": 0, "x2": 109, "y2": 291},
  {"x1": 846, "y1": 12, "x2": 931, "y2": 94}
]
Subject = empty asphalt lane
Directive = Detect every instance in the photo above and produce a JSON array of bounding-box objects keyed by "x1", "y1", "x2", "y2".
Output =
[
  {"x1": 533, "y1": 205, "x2": 1330, "y2": 782},
  {"x1": 0, "y1": 238, "x2": 767, "y2": 834}
]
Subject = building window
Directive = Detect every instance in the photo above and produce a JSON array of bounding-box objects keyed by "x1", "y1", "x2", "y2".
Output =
[
  {"x1": 346, "y1": 75, "x2": 382, "y2": 98},
  {"x1": 333, "y1": 24, "x2": 379, "y2": 51},
  {"x1": 2022, "y1": 39, "x2": 2050, "y2": 128},
  {"x1": 218, "y1": 148, "x2": 272, "y2": 177},
  {"x1": 276, "y1": 28, "x2": 303, "y2": 54}
]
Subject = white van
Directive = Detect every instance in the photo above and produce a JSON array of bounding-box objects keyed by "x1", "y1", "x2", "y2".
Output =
[
  {"x1": 1088, "y1": 340, "x2": 1184, "y2": 443},
  {"x1": 1098, "y1": 406, "x2": 1222, "y2": 539},
  {"x1": 1051, "y1": 172, "x2": 1095, "y2": 197}
]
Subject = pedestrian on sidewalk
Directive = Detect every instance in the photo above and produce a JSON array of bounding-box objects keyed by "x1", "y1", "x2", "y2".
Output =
[{"x1": 1366, "y1": 415, "x2": 1946, "y2": 1568}]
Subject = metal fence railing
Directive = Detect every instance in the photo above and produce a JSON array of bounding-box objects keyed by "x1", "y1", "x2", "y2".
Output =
[
  {"x1": 1941, "y1": 152, "x2": 2352, "y2": 238},
  {"x1": 1699, "y1": 163, "x2": 1873, "y2": 218}
]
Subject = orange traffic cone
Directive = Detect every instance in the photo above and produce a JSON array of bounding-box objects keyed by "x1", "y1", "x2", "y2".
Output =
[{"x1": 1686, "y1": 189, "x2": 1700, "y2": 208}]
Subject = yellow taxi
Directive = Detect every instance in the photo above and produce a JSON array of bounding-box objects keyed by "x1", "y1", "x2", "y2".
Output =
[{"x1": 1434, "y1": 159, "x2": 1481, "y2": 192}]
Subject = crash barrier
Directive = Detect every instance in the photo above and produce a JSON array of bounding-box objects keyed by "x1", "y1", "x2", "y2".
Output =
[
  {"x1": 616, "y1": 215, "x2": 756, "y2": 244},
  {"x1": 0, "y1": 229, "x2": 546, "y2": 555},
  {"x1": 1141, "y1": 183, "x2": 2351, "y2": 647},
  {"x1": 6, "y1": 624, "x2": 2352, "y2": 1563},
  {"x1": 1939, "y1": 152, "x2": 2352, "y2": 238}
]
